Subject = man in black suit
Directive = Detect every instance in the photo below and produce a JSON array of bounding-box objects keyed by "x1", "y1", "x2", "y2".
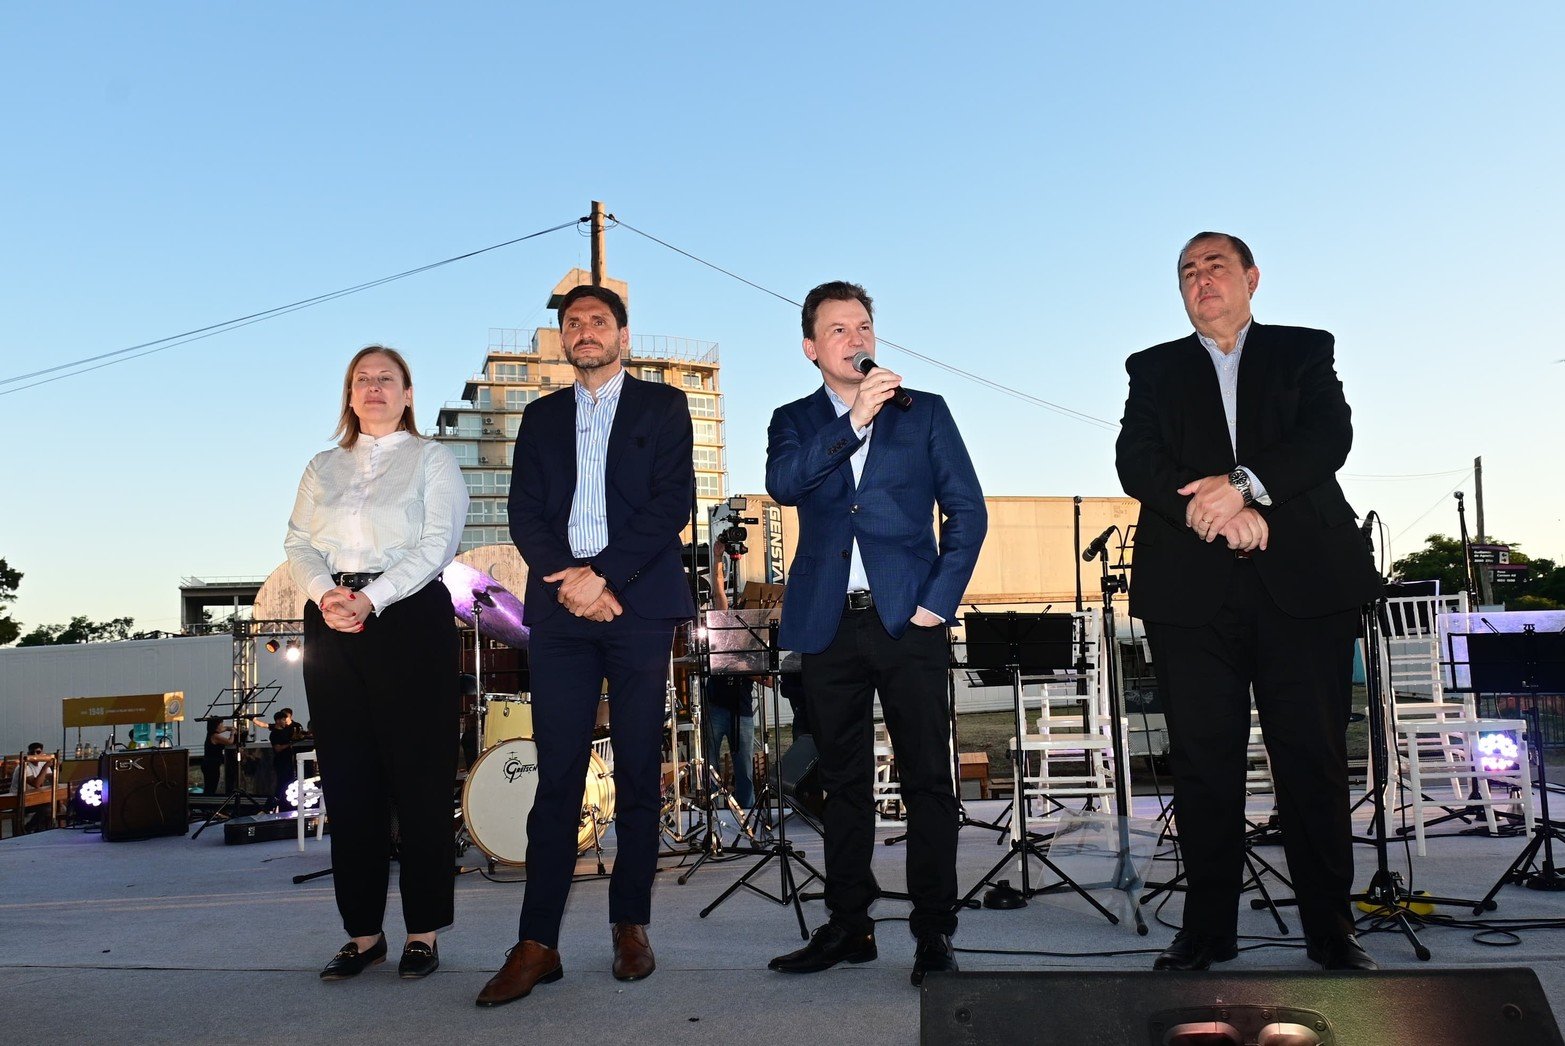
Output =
[
  {"x1": 1116, "y1": 233, "x2": 1381, "y2": 972},
  {"x1": 478, "y1": 284, "x2": 696, "y2": 1007}
]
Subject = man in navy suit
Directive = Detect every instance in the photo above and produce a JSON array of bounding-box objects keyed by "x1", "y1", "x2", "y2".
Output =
[
  {"x1": 478, "y1": 285, "x2": 696, "y2": 1007},
  {"x1": 765, "y1": 281, "x2": 987, "y2": 986},
  {"x1": 1116, "y1": 233, "x2": 1381, "y2": 973}
]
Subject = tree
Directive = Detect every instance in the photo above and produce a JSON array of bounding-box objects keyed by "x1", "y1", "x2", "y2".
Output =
[
  {"x1": 17, "y1": 615, "x2": 137, "y2": 646},
  {"x1": 0, "y1": 557, "x2": 20, "y2": 646},
  {"x1": 1390, "y1": 534, "x2": 1469, "y2": 593}
]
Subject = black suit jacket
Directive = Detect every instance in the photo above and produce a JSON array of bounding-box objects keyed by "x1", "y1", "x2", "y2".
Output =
[
  {"x1": 507, "y1": 372, "x2": 697, "y2": 626},
  {"x1": 1115, "y1": 323, "x2": 1381, "y2": 625}
]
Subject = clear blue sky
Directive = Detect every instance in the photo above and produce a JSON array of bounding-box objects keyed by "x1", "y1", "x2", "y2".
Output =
[{"x1": 3, "y1": 2, "x2": 1562, "y2": 635}]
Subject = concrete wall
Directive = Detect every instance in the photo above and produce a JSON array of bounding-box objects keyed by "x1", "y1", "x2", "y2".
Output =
[{"x1": 0, "y1": 634, "x2": 310, "y2": 756}]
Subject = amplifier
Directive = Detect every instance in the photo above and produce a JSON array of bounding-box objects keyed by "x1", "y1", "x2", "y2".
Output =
[
  {"x1": 223, "y1": 810, "x2": 327, "y2": 845},
  {"x1": 100, "y1": 749, "x2": 188, "y2": 842}
]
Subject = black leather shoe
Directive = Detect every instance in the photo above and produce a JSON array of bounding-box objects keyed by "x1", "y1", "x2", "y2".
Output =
[
  {"x1": 398, "y1": 940, "x2": 439, "y2": 979},
  {"x1": 911, "y1": 934, "x2": 958, "y2": 986},
  {"x1": 768, "y1": 923, "x2": 877, "y2": 974},
  {"x1": 320, "y1": 935, "x2": 387, "y2": 980},
  {"x1": 1152, "y1": 929, "x2": 1238, "y2": 971},
  {"x1": 1306, "y1": 932, "x2": 1377, "y2": 971}
]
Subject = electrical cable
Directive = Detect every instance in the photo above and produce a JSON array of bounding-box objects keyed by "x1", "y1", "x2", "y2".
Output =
[
  {"x1": 0, "y1": 219, "x2": 579, "y2": 397},
  {"x1": 613, "y1": 219, "x2": 1119, "y2": 430}
]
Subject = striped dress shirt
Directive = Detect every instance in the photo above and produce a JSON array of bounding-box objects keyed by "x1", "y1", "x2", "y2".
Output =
[{"x1": 567, "y1": 368, "x2": 626, "y2": 558}]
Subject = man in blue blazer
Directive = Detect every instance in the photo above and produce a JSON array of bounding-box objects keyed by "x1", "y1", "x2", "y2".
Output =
[
  {"x1": 478, "y1": 285, "x2": 696, "y2": 1007},
  {"x1": 765, "y1": 281, "x2": 987, "y2": 986}
]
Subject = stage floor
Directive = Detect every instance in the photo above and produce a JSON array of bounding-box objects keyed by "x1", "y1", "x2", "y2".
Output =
[{"x1": 3, "y1": 794, "x2": 1562, "y2": 1044}]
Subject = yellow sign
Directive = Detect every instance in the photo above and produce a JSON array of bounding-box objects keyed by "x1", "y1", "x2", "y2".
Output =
[{"x1": 62, "y1": 692, "x2": 185, "y2": 728}]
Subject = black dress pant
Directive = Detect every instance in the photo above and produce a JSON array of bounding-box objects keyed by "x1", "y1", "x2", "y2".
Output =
[
  {"x1": 517, "y1": 606, "x2": 677, "y2": 947},
  {"x1": 303, "y1": 580, "x2": 459, "y2": 938},
  {"x1": 1146, "y1": 561, "x2": 1359, "y2": 940},
  {"x1": 803, "y1": 608, "x2": 957, "y2": 938}
]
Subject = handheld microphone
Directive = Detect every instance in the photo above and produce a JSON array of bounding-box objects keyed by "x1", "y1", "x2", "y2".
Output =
[
  {"x1": 850, "y1": 351, "x2": 913, "y2": 410},
  {"x1": 1082, "y1": 525, "x2": 1117, "y2": 562}
]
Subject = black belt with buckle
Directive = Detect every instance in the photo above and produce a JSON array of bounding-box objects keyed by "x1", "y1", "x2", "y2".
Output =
[
  {"x1": 845, "y1": 590, "x2": 875, "y2": 611},
  {"x1": 332, "y1": 571, "x2": 384, "y2": 590},
  {"x1": 1233, "y1": 550, "x2": 1254, "y2": 560}
]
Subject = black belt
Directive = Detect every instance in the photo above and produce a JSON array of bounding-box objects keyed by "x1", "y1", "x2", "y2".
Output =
[
  {"x1": 332, "y1": 571, "x2": 383, "y2": 590},
  {"x1": 845, "y1": 590, "x2": 875, "y2": 611}
]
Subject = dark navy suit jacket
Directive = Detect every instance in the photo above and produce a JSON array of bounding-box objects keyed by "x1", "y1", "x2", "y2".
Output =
[
  {"x1": 1115, "y1": 322, "x2": 1381, "y2": 625},
  {"x1": 508, "y1": 372, "x2": 697, "y2": 626},
  {"x1": 766, "y1": 386, "x2": 987, "y2": 654}
]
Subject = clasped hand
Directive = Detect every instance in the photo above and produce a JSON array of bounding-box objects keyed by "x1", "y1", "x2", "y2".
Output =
[
  {"x1": 320, "y1": 586, "x2": 373, "y2": 632},
  {"x1": 1178, "y1": 475, "x2": 1268, "y2": 552},
  {"x1": 544, "y1": 565, "x2": 623, "y2": 622}
]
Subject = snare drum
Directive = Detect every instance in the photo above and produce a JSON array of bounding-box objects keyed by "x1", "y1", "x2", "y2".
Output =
[
  {"x1": 481, "y1": 693, "x2": 533, "y2": 750},
  {"x1": 461, "y1": 738, "x2": 616, "y2": 865}
]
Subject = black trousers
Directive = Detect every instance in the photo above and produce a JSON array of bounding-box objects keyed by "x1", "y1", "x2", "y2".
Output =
[
  {"x1": 302, "y1": 580, "x2": 459, "y2": 938},
  {"x1": 1145, "y1": 561, "x2": 1359, "y2": 940},
  {"x1": 803, "y1": 609, "x2": 957, "y2": 938},
  {"x1": 517, "y1": 607, "x2": 677, "y2": 947}
]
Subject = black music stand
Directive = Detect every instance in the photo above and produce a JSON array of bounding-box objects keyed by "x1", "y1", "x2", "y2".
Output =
[
  {"x1": 695, "y1": 612, "x2": 824, "y2": 938},
  {"x1": 1468, "y1": 626, "x2": 1565, "y2": 908},
  {"x1": 956, "y1": 611, "x2": 1121, "y2": 925}
]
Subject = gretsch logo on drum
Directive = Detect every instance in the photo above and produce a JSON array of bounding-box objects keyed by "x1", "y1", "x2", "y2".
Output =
[{"x1": 502, "y1": 754, "x2": 537, "y2": 782}]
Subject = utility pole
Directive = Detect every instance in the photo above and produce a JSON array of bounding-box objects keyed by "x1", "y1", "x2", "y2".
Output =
[
  {"x1": 589, "y1": 200, "x2": 607, "y2": 286},
  {"x1": 1473, "y1": 455, "x2": 1485, "y2": 543}
]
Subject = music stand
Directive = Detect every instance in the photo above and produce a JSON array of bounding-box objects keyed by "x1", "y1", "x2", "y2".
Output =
[
  {"x1": 956, "y1": 611, "x2": 1122, "y2": 925},
  {"x1": 694, "y1": 611, "x2": 824, "y2": 938},
  {"x1": 1467, "y1": 626, "x2": 1565, "y2": 907}
]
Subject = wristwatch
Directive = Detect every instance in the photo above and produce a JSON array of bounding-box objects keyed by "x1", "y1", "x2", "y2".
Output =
[{"x1": 1228, "y1": 468, "x2": 1255, "y2": 507}]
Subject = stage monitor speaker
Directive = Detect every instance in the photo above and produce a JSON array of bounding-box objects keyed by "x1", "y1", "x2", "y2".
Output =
[
  {"x1": 780, "y1": 734, "x2": 824, "y2": 818},
  {"x1": 101, "y1": 749, "x2": 189, "y2": 842},
  {"x1": 920, "y1": 969, "x2": 1562, "y2": 1046}
]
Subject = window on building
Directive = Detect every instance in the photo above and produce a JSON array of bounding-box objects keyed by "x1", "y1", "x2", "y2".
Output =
[
  {"x1": 682, "y1": 372, "x2": 704, "y2": 389},
  {"x1": 506, "y1": 388, "x2": 539, "y2": 411},
  {"x1": 693, "y1": 446, "x2": 720, "y2": 470},
  {"x1": 696, "y1": 473, "x2": 723, "y2": 498},
  {"x1": 449, "y1": 442, "x2": 478, "y2": 465},
  {"x1": 688, "y1": 394, "x2": 718, "y2": 418},
  {"x1": 475, "y1": 387, "x2": 493, "y2": 409},
  {"x1": 504, "y1": 415, "x2": 522, "y2": 438},
  {"x1": 641, "y1": 367, "x2": 664, "y2": 383},
  {"x1": 492, "y1": 362, "x2": 529, "y2": 381},
  {"x1": 455, "y1": 414, "x2": 482, "y2": 437},
  {"x1": 693, "y1": 420, "x2": 721, "y2": 444}
]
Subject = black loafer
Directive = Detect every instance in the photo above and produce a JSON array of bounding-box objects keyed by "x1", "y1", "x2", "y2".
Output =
[
  {"x1": 1153, "y1": 929, "x2": 1238, "y2": 971},
  {"x1": 768, "y1": 923, "x2": 877, "y2": 974},
  {"x1": 399, "y1": 940, "x2": 440, "y2": 979},
  {"x1": 911, "y1": 933, "x2": 958, "y2": 986},
  {"x1": 1305, "y1": 932, "x2": 1377, "y2": 971},
  {"x1": 320, "y1": 935, "x2": 387, "y2": 980}
]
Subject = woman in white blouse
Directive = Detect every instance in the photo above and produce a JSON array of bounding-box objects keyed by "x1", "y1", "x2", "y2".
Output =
[{"x1": 284, "y1": 345, "x2": 469, "y2": 981}]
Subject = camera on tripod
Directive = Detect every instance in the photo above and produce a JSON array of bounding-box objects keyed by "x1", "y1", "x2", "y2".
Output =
[{"x1": 710, "y1": 496, "x2": 757, "y2": 558}]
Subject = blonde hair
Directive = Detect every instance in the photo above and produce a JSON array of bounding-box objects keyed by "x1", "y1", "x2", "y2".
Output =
[{"x1": 333, "y1": 345, "x2": 420, "y2": 448}]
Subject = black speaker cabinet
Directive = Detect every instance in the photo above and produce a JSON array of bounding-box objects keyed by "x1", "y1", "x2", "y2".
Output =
[
  {"x1": 101, "y1": 749, "x2": 189, "y2": 841},
  {"x1": 921, "y1": 969, "x2": 1562, "y2": 1046}
]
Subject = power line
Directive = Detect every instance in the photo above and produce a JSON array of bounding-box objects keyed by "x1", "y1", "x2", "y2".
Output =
[
  {"x1": 613, "y1": 219, "x2": 1119, "y2": 430},
  {"x1": 0, "y1": 219, "x2": 579, "y2": 397},
  {"x1": 1344, "y1": 468, "x2": 1472, "y2": 481},
  {"x1": 1390, "y1": 472, "x2": 1473, "y2": 543}
]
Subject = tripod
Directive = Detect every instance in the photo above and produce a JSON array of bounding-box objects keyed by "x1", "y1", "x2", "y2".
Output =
[
  {"x1": 698, "y1": 614, "x2": 823, "y2": 938},
  {"x1": 1468, "y1": 624, "x2": 1565, "y2": 908},
  {"x1": 957, "y1": 611, "x2": 1121, "y2": 926}
]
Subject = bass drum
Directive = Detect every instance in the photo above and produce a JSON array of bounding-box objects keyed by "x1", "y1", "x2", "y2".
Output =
[{"x1": 462, "y1": 738, "x2": 615, "y2": 865}]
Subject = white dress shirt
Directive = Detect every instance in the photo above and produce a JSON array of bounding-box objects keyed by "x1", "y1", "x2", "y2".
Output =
[
  {"x1": 568, "y1": 368, "x2": 626, "y2": 558},
  {"x1": 285, "y1": 430, "x2": 469, "y2": 614},
  {"x1": 1196, "y1": 321, "x2": 1271, "y2": 506}
]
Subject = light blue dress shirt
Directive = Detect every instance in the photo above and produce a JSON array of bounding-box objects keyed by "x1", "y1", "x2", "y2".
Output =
[{"x1": 567, "y1": 367, "x2": 626, "y2": 558}]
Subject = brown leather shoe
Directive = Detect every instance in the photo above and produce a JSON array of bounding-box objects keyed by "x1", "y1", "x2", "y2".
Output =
[
  {"x1": 611, "y1": 922, "x2": 655, "y2": 981},
  {"x1": 474, "y1": 940, "x2": 563, "y2": 1007}
]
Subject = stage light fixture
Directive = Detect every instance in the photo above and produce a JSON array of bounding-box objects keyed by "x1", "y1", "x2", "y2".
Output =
[
  {"x1": 284, "y1": 638, "x2": 302, "y2": 663},
  {"x1": 79, "y1": 778, "x2": 106, "y2": 808},
  {"x1": 264, "y1": 637, "x2": 281, "y2": 654},
  {"x1": 1477, "y1": 731, "x2": 1521, "y2": 774},
  {"x1": 286, "y1": 776, "x2": 323, "y2": 809}
]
